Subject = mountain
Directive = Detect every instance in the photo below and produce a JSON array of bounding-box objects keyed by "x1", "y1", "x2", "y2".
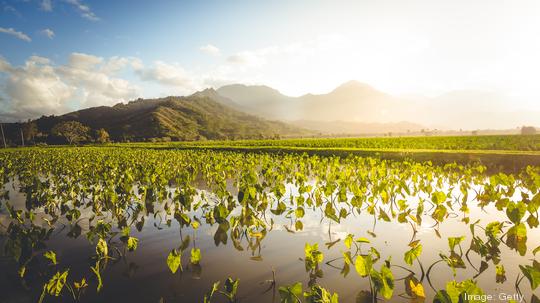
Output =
[
  {"x1": 217, "y1": 81, "x2": 421, "y2": 134},
  {"x1": 217, "y1": 81, "x2": 401, "y2": 122},
  {"x1": 216, "y1": 84, "x2": 296, "y2": 120},
  {"x1": 2, "y1": 91, "x2": 309, "y2": 144},
  {"x1": 297, "y1": 81, "x2": 402, "y2": 122},
  {"x1": 215, "y1": 81, "x2": 540, "y2": 132}
]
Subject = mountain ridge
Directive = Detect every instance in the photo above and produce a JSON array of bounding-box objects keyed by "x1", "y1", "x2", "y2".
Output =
[
  {"x1": 1, "y1": 93, "x2": 309, "y2": 144},
  {"x1": 216, "y1": 81, "x2": 540, "y2": 131}
]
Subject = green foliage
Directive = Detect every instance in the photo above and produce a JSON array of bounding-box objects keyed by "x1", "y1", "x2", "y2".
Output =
[
  {"x1": 506, "y1": 201, "x2": 527, "y2": 224},
  {"x1": 0, "y1": 146, "x2": 539, "y2": 302},
  {"x1": 304, "y1": 243, "x2": 324, "y2": 270},
  {"x1": 46, "y1": 270, "x2": 69, "y2": 297},
  {"x1": 95, "y1": 128, "x2": 110, "y2": 144},
  {"x1": 223, "y1": 277, "x2": 239, "y2": 302},
  {"x1": 445, "y1": 279, "x2": 484, "y2": 303},
  {"x1": 303, "y1": 285, "x2": 339, "y2": 303},
  {"x1": 91, "y1": 261, "x2": 103, "y2": 292},
  {"x1": 44, "y1": 250, "x2": 57, "y2": 265},
  {"x1": 190, "y1": 248, "x2": 201, "y2": 264},
  {"x1": 344, "y1": 234, "x2": 353, "y2": 249},
  {"x1": 96, "y1": 238, "x2": 108, "y2": 257},
  {"x1": 370, "y1": 264, "x2": 394, "y2": 300},
  {"x1": 520, "y1": 260, "x2": 540, "y2": 290},
  {"x1": 354, "y1": 254, "x2": 373, "y2": 277},
  {"x1": 404, "y1": 243, "x2": 422, "y2": 266},
  {"x1": 160, "y1": 134, "x2": 540, "y2": 151},
  {"x1": 278, "y1": 282, "x2": 303, "y2": 303},
  {"x1": 167, "y1": 249, "x2": 182, "y2": 274},
  {"x1": 204, "y1": 281, "x2": 220, "y2": 303},
  {"x1": 51, "y1": 121, "x2": 90, "y2": 144},
  {"x1": 495, "y1": 265, "x2": 506, "y2": 283},
  {"x1": 126, "y1": 237, "x2": 138, "y2": 251},
  {"x1": 448, "y1": 236, "x2": 465, "y2": 252}
]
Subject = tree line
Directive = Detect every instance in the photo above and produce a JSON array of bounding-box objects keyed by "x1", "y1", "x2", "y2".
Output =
[{"x1": 1, "y1": 120, "x2": 110, "y2": 147}]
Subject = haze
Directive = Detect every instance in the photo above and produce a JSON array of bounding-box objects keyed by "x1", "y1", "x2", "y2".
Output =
[{"x1": 1, "y1": 0, "x2": 539, "y2": 129}]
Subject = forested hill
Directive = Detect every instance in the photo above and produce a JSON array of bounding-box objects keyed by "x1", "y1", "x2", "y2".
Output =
[{"x1": 1, "y1": 91, "x2": 308, "y2": 145}]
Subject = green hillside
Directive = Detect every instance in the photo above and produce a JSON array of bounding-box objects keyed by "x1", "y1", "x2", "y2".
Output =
[{"x1": 1, "y1": 92, "x2": 308, "y2": 144}]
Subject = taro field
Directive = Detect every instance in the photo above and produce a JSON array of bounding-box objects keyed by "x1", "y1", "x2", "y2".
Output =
[{"x1": 0, "y1": 147, "x2": 539, "y2": 303}]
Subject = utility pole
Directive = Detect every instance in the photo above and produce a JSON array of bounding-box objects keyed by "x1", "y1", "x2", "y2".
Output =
[
  {"x1": 0, "y1": 123, "x2": 6, "y2": 148},
  {"x1": 20, "y1": 125, "x2": 25, "y2": 147}
]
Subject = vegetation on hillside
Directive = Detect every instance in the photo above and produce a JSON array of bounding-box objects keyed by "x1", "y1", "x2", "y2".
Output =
[{"x1": 0, "y1": 95, "x2": 308, "y2": 145}]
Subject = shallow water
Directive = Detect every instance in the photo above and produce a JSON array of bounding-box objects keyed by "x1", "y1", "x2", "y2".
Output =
[{"x1": 1, "y1": 178, "x2": 538, "y2": 303}]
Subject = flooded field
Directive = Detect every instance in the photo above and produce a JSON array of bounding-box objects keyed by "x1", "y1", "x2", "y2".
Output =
[{"x1": 0, "y1": 147, "x2": 539, "y2": 302}]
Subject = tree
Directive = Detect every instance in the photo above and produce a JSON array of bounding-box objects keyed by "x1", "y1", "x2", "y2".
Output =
[
  {"x1": 51, "y1": 121, "x2": 90, "y2": 144},
  {"x1": 521, "y1": 126, "x2": 537, "y2": 135},
  {"x1": 22, "y1": 121, "x2": 38, "y2": 143},
  {"x1": 95, "y1": 128, "x2": 110, "y2": 144}
]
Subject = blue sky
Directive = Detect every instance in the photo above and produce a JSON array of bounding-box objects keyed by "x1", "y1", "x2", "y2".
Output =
[
  {"x1": 1, "y1": 0, "x2": 540, "y2": 121},
  {"x1": 2, "y1": 1, "x2": 336, "y2": 67}
]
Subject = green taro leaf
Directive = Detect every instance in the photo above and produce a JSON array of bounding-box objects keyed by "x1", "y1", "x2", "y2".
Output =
[
  {"x1": 46, "y1": 270, "x2": 69, "y2": 297},
  {"x1": 278, "y1": 282, "x2": 303, "y2": 303},
  {"x1": 295, "y1": 207, "x2": 305, "y2": 218},
  {"x1": 495, "y1": 265, "x2": 506, "y2": 283},
  {"x1": 371, "y1": 265, "x2": 394, "y2": 300},
  {"x1": 303, "y1": 285, "x2": 338, "y2": 303},
  {"x1": 527, "y1": 214, "x2": 539, "y2": 228},
  {"x1": 356, "y1": 237, "x2": 370, "y2": 244},
  {"x1": 127, "y1": 237, "x2": 138, "y2": 251},
  {"x1": 354, "y1": 254, "x2": 373, "y2": 277},
  {"x1": 445, "y1": 279, "x2": 484, "y2": 303},
  {"x1": 190, "y1": 248, "x2": 201, "y2": 264},
  {"x1": 295, "y1": 220, "x2": 303, "y2": 231},
  {"x1": 204, "y1": 281, "x2": 220, "y2": 303},
  {"x1": 506, "y1": 201, "x2": 527, "y2": 224},
  {"x1": 404, "y1": 244, "x2": 422, "y2": 266},
  {"x1": 224, "y1": 277, "x2": 239, "y2": 298},
  {"x1": 448, "y1": 236, "x2": 465, "y2": 251},
  {"x1": 96, "y1": 238, "x2": 108, "y2": 257},
  {"x1": 167, "y1": 249, "x2": 182, "y2": 274},
  {"x1": 519, "y1": 260, "x2": 540, "y2": 290},
  {"x1": 432, "y1": 205, "x2": 448, "y2": 222},
  {"x1": 44, "y1": 250, "x2": 57, "y2": 265},
  {"x1": 506, "y1": 223, "x2": 528, "y2": 256},
  {"x1": 344, "y1": 234, "x2": 353, "y2": 249},
  {"x1": 431, "y1": 191, "x2": 447, "y2": 205}
]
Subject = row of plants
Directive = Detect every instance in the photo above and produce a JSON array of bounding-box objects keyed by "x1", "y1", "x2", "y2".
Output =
[{"x1": 160, "y1": 134, "x2": 540, "y2": 151}]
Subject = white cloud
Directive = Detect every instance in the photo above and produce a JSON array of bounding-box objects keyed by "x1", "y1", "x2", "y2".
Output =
[
  {"x1": 199, "y1": 44, "x2": 221, "y2": 57},
  {"x1": 0, "y1": 56, "x2": 73, "y2": 119},
  {"x1": 41, "y1": 0, "x2": 53, "y2": 11},
  {"x1": 0, "y1": 27, "x2": 31, "y2": 42},
  {"x1": 57, "y1": 53, "x2": 140, "y2": 107},
  {"x1": 64, "y1": 0, "x2": 99, "y2": 21},
  {"x1": 41, "y1": 28, "x2": 55, "y2": 39},
  {"x1": 227, "y1": 51, "x2": 267, "y2": 66},
  {"x1": 66, "y1": 52, "x2": 103, "y2": 69},
  {"x1": 136, "y1": 61, "x2": 196, "y2": 89},
  {"x1": 0, "y1": 53, "x2": 141, "y2": 120}
]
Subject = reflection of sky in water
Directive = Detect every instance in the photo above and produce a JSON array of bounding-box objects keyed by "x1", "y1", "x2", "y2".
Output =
[{"x1": 0, "y1": 178, "x2": 538, "y2": 303}]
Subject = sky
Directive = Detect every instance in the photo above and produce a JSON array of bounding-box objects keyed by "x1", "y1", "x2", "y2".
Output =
[{"x1": 1, "y1": 0, "x2": 540, "y2": 121}]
